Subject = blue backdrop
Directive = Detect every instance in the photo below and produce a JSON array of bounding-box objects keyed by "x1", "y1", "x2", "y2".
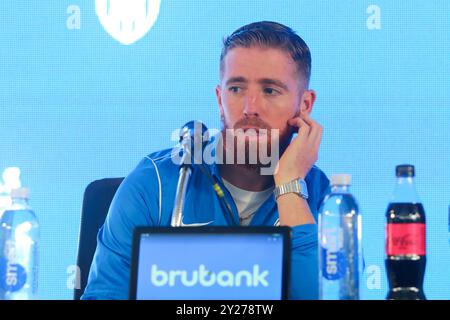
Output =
[{"x1": 0, "y1": 1, "x2": 448, "y2": 299}]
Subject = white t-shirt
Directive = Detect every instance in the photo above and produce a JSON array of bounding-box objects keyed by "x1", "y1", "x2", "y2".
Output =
[{"x1": 222, "y1": 178, "x2": 274, "y2": 226}]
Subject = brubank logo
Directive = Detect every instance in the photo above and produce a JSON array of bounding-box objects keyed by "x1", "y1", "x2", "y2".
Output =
[
  {"x1": 95, "y1": 0, "x2": 161, "y2": 45},
  {"x1": 151, "y1": 264, "x2": 269, "y2": 287}
]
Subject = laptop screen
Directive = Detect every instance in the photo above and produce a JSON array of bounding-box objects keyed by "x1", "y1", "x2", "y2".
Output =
[{"x1": 129, "y1": 227, "x2": 291, "y2": 300}]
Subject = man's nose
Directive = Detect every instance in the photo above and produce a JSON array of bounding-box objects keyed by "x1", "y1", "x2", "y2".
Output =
[{"x1": 243, "y1": 92, "x2": 261, "y2": 117}]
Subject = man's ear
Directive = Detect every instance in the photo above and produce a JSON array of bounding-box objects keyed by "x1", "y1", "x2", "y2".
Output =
[
  {"x1": 216, "y1": 85, "x2": 224, "y2": 119},
  {"x1": 300, "y1": 90, "x2": 316, "y2": 115}
]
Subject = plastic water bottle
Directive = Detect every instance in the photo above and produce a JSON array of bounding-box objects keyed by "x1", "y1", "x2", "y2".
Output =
[
  {"x1": 0, "y1": 187, "x2": 39, "y2": 300},
  {"x1": 318, "y1": 174, "x2": 362, "y2": 300}
]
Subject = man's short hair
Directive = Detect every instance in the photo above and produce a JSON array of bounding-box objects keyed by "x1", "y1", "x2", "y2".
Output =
[{"x1": 220, "y1": 21, "x2": 312, "y2": 87}]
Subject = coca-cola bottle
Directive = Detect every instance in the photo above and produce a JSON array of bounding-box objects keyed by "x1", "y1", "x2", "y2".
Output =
[{"x1": 385, "y1": 164, "x2": 426, "y2": 300}]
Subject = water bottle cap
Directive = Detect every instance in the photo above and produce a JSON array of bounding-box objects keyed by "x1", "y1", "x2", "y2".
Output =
[
  {"x1": 396, "y1": 164, "x2": 415, "y2": 177},
  {"x1": 10, "y1": 187, "x2": 29, "y2": 199},
  {"x1": 330, "y1": 174, "x2": 351, "y2": 186}
]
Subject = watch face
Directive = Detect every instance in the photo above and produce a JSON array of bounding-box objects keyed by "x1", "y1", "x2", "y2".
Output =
[{"x1": 297, "y1": 179, "x2": 308, "y2": 199}]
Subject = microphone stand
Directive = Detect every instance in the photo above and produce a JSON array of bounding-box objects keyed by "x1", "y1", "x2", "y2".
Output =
[
  {"x1": 171, "y1": 127, "x2": 193, "y2": 227},
  {"x1": 170, "y1": 165, "x2": 191, "y2": 227}
]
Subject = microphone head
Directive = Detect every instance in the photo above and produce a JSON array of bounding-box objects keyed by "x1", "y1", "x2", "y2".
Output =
[
  {"x1": 179, "y1": 120, "x2": 209, "y2": 165},
  {"x1": 179, "y1": 120, "x2": 209, "y2": 145}
]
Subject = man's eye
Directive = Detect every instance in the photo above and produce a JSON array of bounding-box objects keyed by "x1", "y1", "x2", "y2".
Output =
[
  {"x1": 264, "y1": 87, "x2": 279, "y2": 95},
  {"x1": 228, "y1": 86, "x2": 241, "y2": 93}
]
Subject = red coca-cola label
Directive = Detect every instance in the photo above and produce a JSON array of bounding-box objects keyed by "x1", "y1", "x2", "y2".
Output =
[{"x1": 386, "y1": 223, "x2": 426, "y2": 255}]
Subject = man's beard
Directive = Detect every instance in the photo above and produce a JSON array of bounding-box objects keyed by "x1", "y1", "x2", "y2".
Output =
[{"x1": 219, "y1": 116, "x2": 294, "y2": 173}]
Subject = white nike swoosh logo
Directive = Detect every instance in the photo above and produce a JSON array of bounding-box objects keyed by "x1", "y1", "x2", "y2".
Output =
[
  {"x1": 171, "y1": 215, "x2": 214, "y2": 227},
  {"x1": 180, "y1": 220, "x2": 214, "y2": 227}
]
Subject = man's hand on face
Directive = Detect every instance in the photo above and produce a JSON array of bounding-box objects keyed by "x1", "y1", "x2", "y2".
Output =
[{"x1": 274, "y1": 111, "x2": 323, "y2": 185}]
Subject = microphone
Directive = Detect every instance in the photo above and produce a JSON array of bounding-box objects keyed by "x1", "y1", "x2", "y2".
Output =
[
  {"x1": 179, "y1": 121, "x2": 238, "y2": 226},
  {"x1": 171, "y1": 120, "x2": 238, "y2": 226}
]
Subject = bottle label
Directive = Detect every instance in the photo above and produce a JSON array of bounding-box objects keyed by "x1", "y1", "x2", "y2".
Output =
[
  {"x1": 320, "y1": 227, "x2": 346, "y2": 280},
  {"x1": 321, "y1": 247, "x2": 347, "y2": 280},
  {"x1": 386, "y1": 223, "x2": 426, "y2": 255},
  {"x1": 0, "y1": 240, "x2": 27, "y2": 292}
]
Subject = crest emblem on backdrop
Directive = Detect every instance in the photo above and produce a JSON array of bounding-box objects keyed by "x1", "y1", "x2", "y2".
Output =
[{"x1": 95, "y1": 0, "x2": 161, "y2": 45}]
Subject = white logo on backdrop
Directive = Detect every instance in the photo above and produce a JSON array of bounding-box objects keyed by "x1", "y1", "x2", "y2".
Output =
[{"x1": 95, "y1": 0, "x2": 161, "y2": 45}]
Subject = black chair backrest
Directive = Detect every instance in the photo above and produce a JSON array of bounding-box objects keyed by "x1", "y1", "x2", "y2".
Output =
[{"x1": 73, "y1": 177, "x2": 124, "y2": 300}]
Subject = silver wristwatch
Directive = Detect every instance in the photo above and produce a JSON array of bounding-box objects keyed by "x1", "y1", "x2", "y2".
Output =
[{"x1": 273, "y1": 178, "x2": 308, "y2": 200}]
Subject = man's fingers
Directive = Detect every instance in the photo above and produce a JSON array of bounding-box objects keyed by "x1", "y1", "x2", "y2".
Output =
[
  {"x1": 297, "y1": 117, "x2": 311, "y2": 137},
  {"x1": 312, "y1": 125, "x2": 323, "y2": 152},
  {"x1": 301, "y1": 112, "x2": 322, "y2": 141},
  {"x1": 288, "y1": 114, "x2": 322, "y2": 152},
  {"x1": 299, "y1": 113, "x2": 323, "y2": 154},
  {"x1": 288, "y1": 117, "x2": 310, "y2": 136},
  {"x1": 301, "y1": 111, "x2": 313, "y2": 123},
  {"x1": 310, "y1": 121, "x2": 323, "y2": 143},
  {"x1": 287, "y1": 117, "x2": 301, "y2": 126},
  {"x1": 301, "y1": 111, "x2": 318, "y2": 131}
]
